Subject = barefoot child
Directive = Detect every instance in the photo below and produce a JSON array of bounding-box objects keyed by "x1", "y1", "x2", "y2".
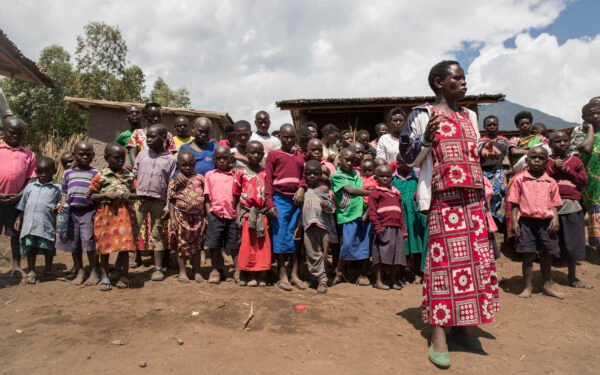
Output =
[
  {"x1": 14, "y1": 157, "x2": 61, "y2": 283},
  {"x1": 369, "y1": 165, "x2": 407, "y2": 290},
  {"x1": 508, "y1": 146, "x2": 564, "y2": 299},
  {"x1": 57, "y1": 140, "x2": 99, "y2": 286},
  {"x1": 87, "y1": 144, "x2": 137, "y2": 290},
  {"x1": 265, "y1": 124, "x2": 307, "y2": 291},
  {"x1": 331, "y1": 148, "x2": 371, "y2": 286},
  {"x1": 302, "y1": 160, "x2": 336, "y2": 293},
  {"x1": 546, "y1": 131, "x2": 590, "y2": 288},
  {"x1": 204, "y1": 146, "x2": 237, "y2": 284},
  {"x1": 168, "y1": 150, "x2": 205, "y2": 283},
  {"x1": 133, "y1": 124, "x2": 176, "y2": 282},
  {"x1": 0, "y1": 118, "x2": 36, "y2": 277},
  {"x1": 233, "y1": 141, "x2": 271, "y2": 287}
]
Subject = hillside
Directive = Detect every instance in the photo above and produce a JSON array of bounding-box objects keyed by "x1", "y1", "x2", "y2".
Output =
[{"x1": 477, "y1": 100, "x2": 578, "y2": 130}]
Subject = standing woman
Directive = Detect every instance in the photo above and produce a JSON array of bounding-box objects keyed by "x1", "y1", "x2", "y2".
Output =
[{"x1": 400, "y1": 60, "x2": 499, "y2": 368}]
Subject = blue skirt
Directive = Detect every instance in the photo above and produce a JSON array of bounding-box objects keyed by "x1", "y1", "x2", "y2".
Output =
[
  {"x1": 340, "y1": 219, "x2": 372, "y2": 260},
  {"x1": 271, "y1": 193, "x2": 300, "y2": 254}
]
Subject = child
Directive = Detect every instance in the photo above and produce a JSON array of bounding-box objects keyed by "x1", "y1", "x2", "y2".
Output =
[
  {"x1": 87, "y1": 144, "x2": 137, "y2": 290},
  {"x1": 302, "y1": 160, "x2": 336, "y2": 293},
  {"x1": 232, "y1": 120, "x2": 252, "y2": 169},
  {"x1": 0, "y1": 118, "x2": 36, "y2": 277},
  {"x1": 204, "y1": 146, "x2": 237, "y2": 284},
  {"x1": 357, "y1": 130, "x2": 377, "y2": 159},
  {"x1": 508, "y1": 111, "x2": 547, "y2": 167},
  {"x1": 392, "y1": 154, "x2": 428, "y2": 278},
  {"x1": 133, "y1": 124, "x2": 176, "y2": 282},
  {"x1": 373, "y1": 158, "x2": 388, "y2": 168},
  {"x1": 377, "y1": 107, "x2": 405, "y2": 163},
  {"x1": 320, "y1": 124, "x2": 339, "y2": 163},
  {"x1": 508, "y1": 146, "x2": 564, "y2": 299},
  {"x1": 233, "y1": 141, "x2": 271, "y2": 287},
  {"x1": 351, "y1": 142, "x2": 366, "y2": 166},
  {"x1": 369, "y1": 165, "x2": 407, "y2": 290},
  {"x1": 265, "y1": 124, "x2": 307, "y2": 291},
  {"x1": 14, "y1": 157, "x2": 61, "y2": 284},
  {"x1": 532, "y1": 123, "x2": 547, "y2": 137},
  {"x1": 250, "y1": 111, "x2": 281, "y2": 156},
  {"x1": 168, "y1": 150, "x2": 205, "y2": 283},
  {"x1": 546, "y1": 131, "x2": 590, "y2": 288},
  {"x1": 331, "y1": 148, "x2": 371, "y2": 286},
  {"x1": 360, "y1": 159, "x2": 377, "y2": 196},
  {"x1": 60, "y1": 151, "x2": 75, "y2": 170},
  {"x1": 306, "y1": 138, "x2": 335, "y2": 181},
  {"x1": 218, "y1": 124, "x2": 236, "y2": 149}
]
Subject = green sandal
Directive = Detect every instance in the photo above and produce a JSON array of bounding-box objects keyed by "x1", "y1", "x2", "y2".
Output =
[{"x1": 428, "y1": 343, "x2": 450, "y2": 369}]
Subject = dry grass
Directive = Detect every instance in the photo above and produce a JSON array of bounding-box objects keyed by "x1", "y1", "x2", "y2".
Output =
[{"x1": 35, "y1": 133, "x2": 86, "y2": 180}]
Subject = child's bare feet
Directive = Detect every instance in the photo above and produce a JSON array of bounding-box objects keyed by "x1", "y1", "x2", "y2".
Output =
[
  {"x1": 570, "y1": 279, "x2": 593, "y2": 289},
  {"x1": 518, "y1": 287, "x2": 532, "y2": 298},
  {"x1": 178, "y1": 273, "x2": 190, "y2": 283},
  {"x1": 290, "y1": 277, "x2": 307, "y2": 290},
  {"x1": 543, "y1": 284, "x2": 565, "y2": 299},
  {"x1": 115, "y1": 277, "x2": 129, "y2": 289},
  {"x1": 26, "y1": 271, "x2": 37, "y2": 284},
  {"x1": 247, "y1": 279, "x2": 258, "y2": 287},
  {"x1": 208, "y1": 269, "x2": 221, "y2": 284},
  {"x1": 11, "y1": 267, "x2": 25, "y2": 279},
  {"x1": 392, "y1": 283, "x2": 403, "y2": 290},
  {"x1": 194, "y1": 273, "x2": 205, "y2": 283},
  {"x1": 72, "y1": 268, "x2": 86, "y2": 285},
  {"x1": 276, "y1": 280, "x2": 292, "y2": 291},
  {"x1": 151, "y1": 270, "x2": 165, "y2": 281},
  {"x1": 317, "y1": 280, "x2": 328, "y2": 294},
  {"x1": 84, "y1": 270, "x2": 100, "y2": 286},
  {"x1": 374, "y1": 280, "x2": 390, "y2": 290},
  {"x1": 357, "y1": 275, "x2": 370, "y2": 286}
]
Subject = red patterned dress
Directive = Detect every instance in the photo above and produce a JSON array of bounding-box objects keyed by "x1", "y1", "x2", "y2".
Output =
[
  {"x1": 233, "y1": 167, "x2": 271, "y2": 271},
  {"x1": 422, "y1": 107, "x2": 499, "y2": 326},
  {"x1": 167, "y1": 175, "x2": 206, "y2": 256}
]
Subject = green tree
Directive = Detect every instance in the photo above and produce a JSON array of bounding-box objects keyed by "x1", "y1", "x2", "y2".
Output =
[{"x1": 149, "y1": 77, "x2": 191, "y2": 108}]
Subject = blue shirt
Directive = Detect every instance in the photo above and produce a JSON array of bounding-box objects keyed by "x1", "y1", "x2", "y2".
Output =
[
  {"x1": 16, "y1": 180, "x2": 62, "y2": 242},
  {"x1": 178, "y1": 141, "x2": 217, "y2": 176}
]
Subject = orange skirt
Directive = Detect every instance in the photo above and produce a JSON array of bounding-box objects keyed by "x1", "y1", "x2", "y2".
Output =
[
  {"x1": 238, "y1": 217, "x2": 272, "y2": 271},
  {"x1": 94, "y1": 202, "x2": 136, "y2": 254}
]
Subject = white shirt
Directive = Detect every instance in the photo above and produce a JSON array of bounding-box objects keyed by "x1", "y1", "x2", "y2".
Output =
[
  {"x1": 250, "y1": 132, "x2": 281, "y2": 156},
  {"x1": 376, "y1": 134, "x2": 399, "y2": 163}
]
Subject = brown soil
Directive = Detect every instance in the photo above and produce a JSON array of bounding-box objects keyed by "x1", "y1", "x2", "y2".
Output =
[{"x1": 1, "y1": 236, "x2": 599, "y2": 375}]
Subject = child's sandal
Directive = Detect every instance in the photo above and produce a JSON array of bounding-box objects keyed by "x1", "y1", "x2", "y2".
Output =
[
  {"x1": 26, "y1": 271, "x2": 37, "y2": 285},
  {"x1": 99, "y1": 277, "x2": 112, "y2": 291}
]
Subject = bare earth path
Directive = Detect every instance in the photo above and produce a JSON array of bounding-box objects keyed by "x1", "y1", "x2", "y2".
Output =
[{"x1": 1, "y1": 237, "x2": 599, "y2": 375}]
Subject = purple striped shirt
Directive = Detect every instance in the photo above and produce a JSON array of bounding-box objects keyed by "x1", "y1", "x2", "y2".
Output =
[{"x1": 62, "y1": 168, "x2": 98, "y2": 207}]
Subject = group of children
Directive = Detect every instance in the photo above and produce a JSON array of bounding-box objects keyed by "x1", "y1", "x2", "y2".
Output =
[{"x1": 4, "y1": 101, "x2": 595, "y2": 298}]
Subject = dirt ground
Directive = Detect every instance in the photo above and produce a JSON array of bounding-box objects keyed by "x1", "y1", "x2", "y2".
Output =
[{"x1": 1, "y1": 235, "x2": 599, "y2": 375}]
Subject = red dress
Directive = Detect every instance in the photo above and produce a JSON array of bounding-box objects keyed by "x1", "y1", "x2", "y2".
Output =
[
  {"x1": 422, "y1": 107, "x2": 499, "y2": 326},
  {"x1": 233, "y1": 168, "x2": 272, "y2": 271}
]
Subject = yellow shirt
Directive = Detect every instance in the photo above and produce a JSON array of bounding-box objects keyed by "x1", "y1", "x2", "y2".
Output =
[{"x1": 173, "y1": 135, "x2": 194, "y2": 155}]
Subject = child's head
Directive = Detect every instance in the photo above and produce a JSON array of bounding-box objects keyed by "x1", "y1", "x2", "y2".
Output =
[
  {"x1": 174, "y1": 116, "x2": 190, "y2": 138},
  {"x1": 514, "y1": 111, "x2": 533, "y2": 136},
  {"x1": 224, "y1": 124, "x2": 236, "y2": 145},
  {"x1": 271, "y1": 130, "x2": 280, "y2": 138},
  {"x1": 192, "y1": 117, "x2": 212, "y2": 145},
  {"x1": 350, "y1": 142, "x2": 365, "y2": 166},
  {"x1": 305, "y1": 122, "x2": 318, "y2": 139},
  {"x1": 73, "y1": 140, "x2": 95, "y2": 169},
  {"x1": 255, "y1": 110, "x2": 271, "y2": 135},
  {"x1": 279, "y1": 123, "x2": 297, "y2": 152},
  {"x1": 483, "y1": 115, "x2": 499, "y2": 137},
  {"x1": 321, "y1": 124, "x2": 339, "y2": 145},
  {"x1": 360, "y1": 159, "x2": 375, "y2": 178},
  {"x1": 36, "y1": 156, "x2": 56, "y2": 184},
  {"x1": 549, "y1": 130, "x2": 569, "y2": 157},
  {"x1": 177, "y1": 150, "x2": 197, "y2": 177},
  {"x1": 375, "y1": 122, "x2": 388, "y2": 139},
  {"x1": 339, "y1": 148, "x2": 356, "y2": 172},
  {"x1": 373, "y1": 158, "x2": 388, "y2": 168},
  {"x1": 306, "y1": 138, "x2": 323, "y2": 162},
  {"x1": 339, "y1": 130, "x2": 353, "y2": 149},
  {"x1": 374, "y1": 164, "x2": 393, "y2": 187},
  {"x1": 304, "y1": 159, "x2": 322, "y2": 187},
  {"x1": 146, "y1": 124, "x2": 168, "y2": 152},
  {"x1": 126, "y1": 105, "x2": 142, "y2": 128},
  {"x1": 59, "y1": 151, "x2": 74, "y2": 170},
  {"x1": 356, "y1": 130, "x2": 371, "y2": 150},
  {"x1": 214, "y1": 145, "x2": 232, "y2": 171},
  {"x1": 532, "y1": 122, "x2": 547, "y2": 137},
  {"x1": 246, "y1": 140, "x2": 264, "y2": 166},
  {"x1": 388, "y1": 107, "x2": 406, "y2": 134},
  {"x1": 297, "y1": 126, "x2": 312, "y2": 153},
  {"x1": 234, "y1": 120, "x2": 252, "y2": 147},
  {"x1": 526, "y1": 146, "x2": 548, "y2": 172},
  {"x1": 104, "y1": 144, "x2": 127, "y2": 171},
  {"x1": 2, "y1": 117, "x2": 26, "y2": 148},
  {"x1": 144, "y1": 102, "x2": 162, "y2": 126},
  {"x1": 582, "y1": 102, "x2": 600, "y2": 127},
  {"x1": 396, "y1": 153, "x2": 411, "y2": 173}
]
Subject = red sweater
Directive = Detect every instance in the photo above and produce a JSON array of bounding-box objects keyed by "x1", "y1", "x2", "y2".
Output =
[
  {"x1": 545, "y1": 155, "x2": 587, "y2": 201},
  {"x1": 265, "y1": 149, "x2": 306, "y2": 209},
  {"x1": 368, "y1": 186, "x2": 407, "y2": 234}
]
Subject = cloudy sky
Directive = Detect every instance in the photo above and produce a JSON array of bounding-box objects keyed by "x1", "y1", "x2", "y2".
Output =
[{"x1": 2, "y1": 0, "x2": 599, "y2": 127}]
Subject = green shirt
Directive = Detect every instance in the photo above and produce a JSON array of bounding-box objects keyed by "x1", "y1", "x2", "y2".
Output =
[
  {"x1": 331, "y1": 168, "x2": 363, "y2": 224},
  {"x1": 115, "y1": 129, "x2": 132, "y2": 147}
]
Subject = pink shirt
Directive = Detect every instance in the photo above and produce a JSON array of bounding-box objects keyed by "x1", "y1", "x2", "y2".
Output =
[
  {"x1": 204, "y1": 169, "x2": 235, "y2": 219},
  {"x1": 0, "y1": 143, "x2": 36, "y2": 194},
  {"x1": 507, "y1": 171, "x2": 563, "y2": 219}
]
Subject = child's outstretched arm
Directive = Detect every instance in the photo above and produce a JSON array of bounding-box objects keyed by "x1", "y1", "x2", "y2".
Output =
[{"x1": 342, "y1": 185, "x2": 370, "y2": 196}]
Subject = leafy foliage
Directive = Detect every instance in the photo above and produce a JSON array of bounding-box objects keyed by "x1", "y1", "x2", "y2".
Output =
[{"x1": 149, "y1": 77, "x2": 191, "y2": 108}]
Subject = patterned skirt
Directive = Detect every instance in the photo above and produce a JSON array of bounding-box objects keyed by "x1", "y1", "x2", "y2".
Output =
[
  {"x1": 94, "y1": 202, "x2": 136, "y2": 254},
  {"x1": 171, "y1": 208, "x2": 206, "y2": 256},
  {"x1": 422, "y1": 188, "x2": 500, "y2": 326}
]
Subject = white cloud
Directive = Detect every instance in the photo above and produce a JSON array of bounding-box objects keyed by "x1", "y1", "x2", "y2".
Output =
[{"x1": 3, "y1": 0, "x2": 590, "y2": 128}]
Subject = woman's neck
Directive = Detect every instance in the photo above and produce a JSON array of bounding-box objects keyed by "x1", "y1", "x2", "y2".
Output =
[{"x1": 433, "y1": 95, "x2": 459, "y2": 113}]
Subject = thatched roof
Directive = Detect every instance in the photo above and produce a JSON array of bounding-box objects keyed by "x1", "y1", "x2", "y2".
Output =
[
  {"x1": 64, "y1": 96, "x2": 234, "y2": 128},
  {"x1": 0, "y1": 29, "x2": 54, "y2": 87},
  {"x1": 276, "y1": 94, "x2": 505, "y2": 110}
]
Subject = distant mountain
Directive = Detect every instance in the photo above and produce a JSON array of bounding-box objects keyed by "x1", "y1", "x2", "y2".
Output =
[{"x1": 477, "y1": 100, "x2": 578, "y2": 131}]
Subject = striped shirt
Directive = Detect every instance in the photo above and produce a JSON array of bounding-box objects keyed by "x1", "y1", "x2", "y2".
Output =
[{"x1": 62, "y1": 168, "x2": 98, "y2": 207}]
